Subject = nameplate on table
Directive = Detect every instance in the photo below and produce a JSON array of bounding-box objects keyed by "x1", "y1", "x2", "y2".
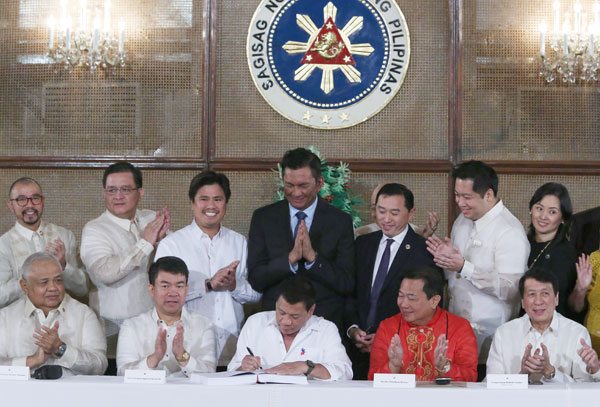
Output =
[
  {"x1": 373, "y1": 373, "x2": 416, "y2": 388},
  {"x1": 124, "y1": 369, "x2": 166, "y2": 384},
  {"x1": 0, "y1": 366, "x2": 29, "y2": 381},
  {"x1": 486, "y1": 374, "x2": 528, "y2": 389}
]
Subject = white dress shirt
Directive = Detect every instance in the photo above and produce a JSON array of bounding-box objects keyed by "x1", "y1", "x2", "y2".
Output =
[
  {"x1": 0, "y1": 294, "x2": 107, "y2": 375},
  {"x1": 447, "y1": 200, "x2": 529, "y2": 363},
  {"x1": 487, "y1": 312, "x2": 600, "y2": 382},
  {"x1": 80, "y1": 209, "x2": 155, "y2": 334},
  {"x1": 155, "y1": 221, "x2": 260, "y2": 365},
  {"x1": 370, "y1": 226, "x2": 409, "y2": 286},
  {"x1": 0, "y1": 221, "x2": 88, "y2": 308},
  {"x1": 227, "y1": 311, "x2": 352, "y2": 381},
  {"x1": 116, "y1": 307, "x2": 216, "y2": 377}
]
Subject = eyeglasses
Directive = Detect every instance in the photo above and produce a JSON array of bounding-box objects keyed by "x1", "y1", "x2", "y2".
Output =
[
  {"x1": 105, "y1": 187, "x2": 139, "y2": 195},
  {"x1": 10, "y1": 195, "x2": 43, "y2": 207}
]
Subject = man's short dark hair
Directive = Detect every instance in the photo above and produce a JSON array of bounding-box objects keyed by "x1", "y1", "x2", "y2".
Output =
[
  {"x1": 518, "y1": 267, "x2": 559, "y2": 298},
  {"x1": 148, "y1": 256, "x2": 189, "y2": 285},
  {"x1": 103, "y1": 161, "x2": 143, "y2": 189},
  {"x1": 277, "y1": 276, "x2": 316, "y2": 311},
  {"x1": 375, "y1": 183, "x2": 415, "y2": 211},
  {"x1": 280, "y1": 148, "x2": 322, "y2": 180},
  {"x1": 188, "y1": 171, "x2": 231, "y2": 203},
  {"x1": 452, "y1": 160, "x2": 498, "y2": 198},
  {"x1": 402, "y1": 266, "x2": 444, "y2": 299},
  {"x1": 9, "y1": 177, "x2": 42, "y2": 197}
]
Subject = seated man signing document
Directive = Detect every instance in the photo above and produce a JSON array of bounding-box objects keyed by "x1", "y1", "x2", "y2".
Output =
[{"x1": 228, "y1": 277, "x2": 352, "y2": 380}]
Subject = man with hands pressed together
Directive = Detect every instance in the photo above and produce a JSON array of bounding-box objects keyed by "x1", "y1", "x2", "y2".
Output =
[
  {"x1": 0, "y1": 252, "x2": 107, "y2": 375},
  {"x1": 487, "y1": 267, "x2": 600, "y2": 382},
  {"x1": 368, "y1": 267, "x2": 477, "y2": 381},
  {"x1": 117, "y1": 256, "x2": 216, "y2": 377},
  {"x1": 248, "y1": 148, "x2": 354, "y2": 335},
  {"x1": 156, "y1": 171, "x2": 259, "y2": 366},
  {"x1": 228, "y1": 277, "x2": 352, "y2": 380}
]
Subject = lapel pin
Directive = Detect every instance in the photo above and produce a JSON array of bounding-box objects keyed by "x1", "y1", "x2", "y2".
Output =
[{"x1": 405, "y1": 244, "x2": 411, "y2": 250}]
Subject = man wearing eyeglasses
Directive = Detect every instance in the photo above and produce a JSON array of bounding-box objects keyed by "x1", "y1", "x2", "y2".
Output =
[
  {"x1": 0, "y1": 177, "x2": 88, "y2": 308},
  {"x1": 81, "y1": 161, "x2": 170, "y2": 365}
]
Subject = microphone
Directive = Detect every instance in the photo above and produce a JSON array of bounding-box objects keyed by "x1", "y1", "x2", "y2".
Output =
[{"x1": 32, "y1": 365, "x2": 63, "y2": 380}]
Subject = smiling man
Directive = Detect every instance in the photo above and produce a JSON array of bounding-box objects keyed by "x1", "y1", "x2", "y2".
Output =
[
  {"x1": 368, "y1": 266, "x2": 477, "y2": 381},
  {"x1": 0, "y1": 252, "x2": 107, "y2": 376},
  {"x1": 248, "y1": 148, "x2": 355, "y2": 335},
  {"x1": 155, "y1": 171, "x2": 260, "y2": 366},
  {"x1": 426, "y1": 160, "x2": 529, "y2": 374},
  {"x1": 81, "y1": 161, "x2": 170, "y2": 365},
  {"x1": 228, "y1": 277, "x2": 352, "y2": 380},
  {"x1": 0, "y1": 177, "x2": 88, "y2": 308},
  {"x1": 117, "y1": 256, "x2": 216, "y2": 377},
  {"x1": 487, "y1": 267, "x2": 600, "y2": 382},
  {"x1": 346, "y1": 183, "x2": 440, "y2": 379}
]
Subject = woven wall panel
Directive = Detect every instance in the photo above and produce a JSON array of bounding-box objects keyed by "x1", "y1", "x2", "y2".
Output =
[
  {"x1": 462, "y1": 0, "x2": 600, "y2": 161},
  {"x1": 215, "y1": 0, "x2": 448, "y2": 160},
  {"x1": 498, "y1": 174, "x2": 600, "y2": 231},
  {"x1": 0, "y1": 169, "x2": 199, "y2": 243},
  {"x1": 2, "y1": 170, "x2": 595, "y2": 249},
  {"x1": 352, "y1": 172, "x2": 450, "y2": 237},
  {"x1": 222, "y1": 171, "x2": 449, "y2": 238},
  {"x1": 0, "y1": 0, "x2": 203, "y2": 158}
]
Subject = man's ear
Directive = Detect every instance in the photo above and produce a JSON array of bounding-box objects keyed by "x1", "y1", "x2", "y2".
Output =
[
  {"x1": 19, "y1": 279, "x2": 28, "y2": 295},
  {"x1": 430, "y1": 294, "x2": 441, "y2": 309}
]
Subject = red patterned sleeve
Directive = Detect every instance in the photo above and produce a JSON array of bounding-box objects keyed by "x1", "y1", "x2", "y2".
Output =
[
  {"x1": 367, "y1": 316, "x2": 396, "y2": 380},
  {"x1": 446, "y1": 316, "x2": 478, "y2": 382}
]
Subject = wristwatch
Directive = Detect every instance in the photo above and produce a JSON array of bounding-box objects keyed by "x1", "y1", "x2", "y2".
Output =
[
  {"x1": 54, "y1": 342, "x2": 67, "y2": 358},
  {"x1": 205, "y1": 279, "x2": 213, "y2": 292},
  {"x1": 176, "y1": 350, "x2": 190, "y2": 365},
  {"x1": 305, "y1": 360, "x2": 316, "y2": 377},
  {"x1": 436, "y1": 360, "x2": 451, "y2": 374},
  {"x1": 543, "y1": 366, "x2": 556, "y2": 381}
]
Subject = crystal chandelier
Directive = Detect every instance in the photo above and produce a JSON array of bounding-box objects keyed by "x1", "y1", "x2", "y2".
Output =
[
  {"x1": 539, "y1": 0, "x2": 600, "y2": 83},
  {"x1": 47, "y1": 0, "x2": 127, "y2": 72}
]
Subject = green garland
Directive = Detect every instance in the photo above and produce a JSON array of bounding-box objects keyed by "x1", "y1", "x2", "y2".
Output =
[{"x1": 274, "y1": 146, "x2": 362, "y2": 228}]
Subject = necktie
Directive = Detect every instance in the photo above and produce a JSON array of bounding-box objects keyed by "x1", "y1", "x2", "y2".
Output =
[
  {"x1": 366, "y1": 238, "x2": 394, "y2": 329},
  {"x1": 293, "y1": 211, "x2": 307, "y2": 238}
]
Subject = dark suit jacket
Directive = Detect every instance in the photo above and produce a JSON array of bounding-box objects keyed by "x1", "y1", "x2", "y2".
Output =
[
  {"x1": 346, "y1": 226, "x2": 439, "y2": 333},
  {"x1": 247, "y1": 198, "x2": 355, "y2": 331},
  {"x1": 571, "y1": 206, "x2": 600, "y2": 255}
]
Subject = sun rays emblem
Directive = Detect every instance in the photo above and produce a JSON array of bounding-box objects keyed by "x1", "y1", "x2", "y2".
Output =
[
  {"x1": 247, "y1": 0, "x2": 410, "y2": 129},
  {"x1": 282, "y1": 2, "x2": 374, "y2": 94}
]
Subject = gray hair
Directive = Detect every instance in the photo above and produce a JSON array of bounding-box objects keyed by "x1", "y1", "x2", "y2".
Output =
[{"x1": 21, "y1": 252, "x2": 61, "y2": 280}]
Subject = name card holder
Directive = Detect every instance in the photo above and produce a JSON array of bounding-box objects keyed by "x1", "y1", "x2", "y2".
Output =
[
  {"x1": 124, "y1": 369, "x2": 166, "y2": 384},
  {"x1": 373, "y1": 373, "x2": 416, "y2": 388},
  {"x1": 486, "y1": 374, "x2": 528, "y2": 389},
  {"x1": 0, "y1": 366, "x2": 29, "y2": 381}
]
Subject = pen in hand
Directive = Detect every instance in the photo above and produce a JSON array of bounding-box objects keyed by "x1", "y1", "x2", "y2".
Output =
[{"x1": 246, "y1": 347, "x2": 262, "y2": 370}]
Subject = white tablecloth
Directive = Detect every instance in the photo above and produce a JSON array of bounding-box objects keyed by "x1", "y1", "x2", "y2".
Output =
[{"x1": 2, "y1": 376, "x2": 597, "y2": 407}]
